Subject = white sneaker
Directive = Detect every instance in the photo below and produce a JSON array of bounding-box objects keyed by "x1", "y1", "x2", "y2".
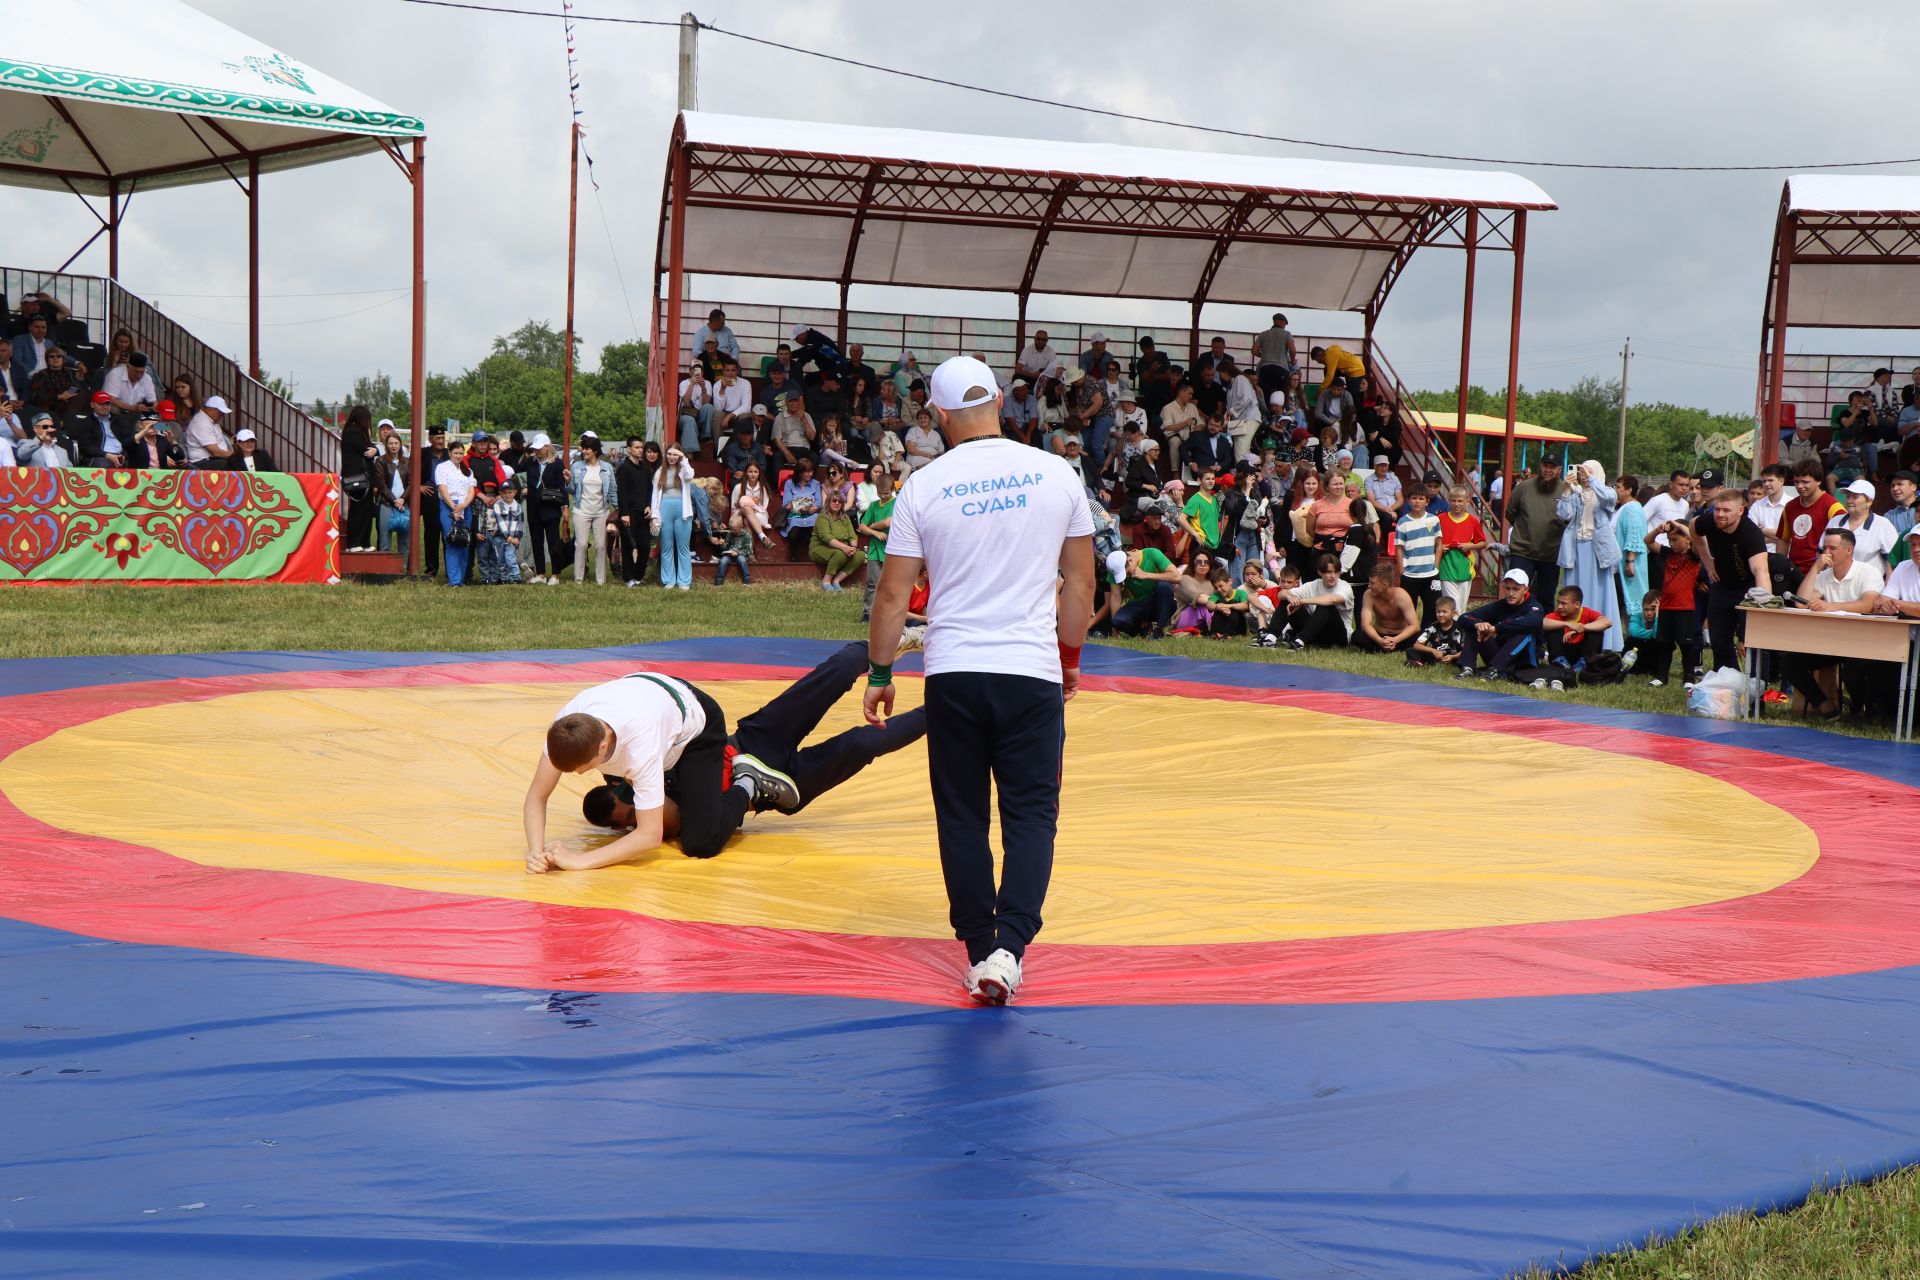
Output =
[
  {"x1": 1529, "y1": 677, "x2": 1547, "y2": 690},
  {"x1": 964, "y1": 948, "x2": 1022, "y2": 1006},
  {"x1": 1648, "y1": 677, "x2": 1665, "y2": 687},
  {"x1": 1549, "y1": 679, "x2": 1565, "y2": 692},
  {"x1": 894, "y1": 626, "x2": 926, "y2": 660}
]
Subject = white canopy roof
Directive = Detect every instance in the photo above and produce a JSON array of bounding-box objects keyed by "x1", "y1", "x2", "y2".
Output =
[
  {"x1": 0, "y1": 0, "x2": 423, "y2": 196},
  {"x1": 662, "y1": 112, "x2": 1554, "y2": 313},
  {"x1": 1773, "y1": 176, "x2": 1920, "y2": 329}
]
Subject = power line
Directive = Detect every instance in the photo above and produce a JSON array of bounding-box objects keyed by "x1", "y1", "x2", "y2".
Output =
[
  {"x1": 398, "y1": 1, "x2": 1920, "y2": 174},
  {"x1": 159, "y1": 292, "x2": 411, "y2": 328}
]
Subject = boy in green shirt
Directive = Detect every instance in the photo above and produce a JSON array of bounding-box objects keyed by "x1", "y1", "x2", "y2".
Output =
[
  {"x1": 857, "y1": 468, "x2": 898, "y2": 622},
  {"x1": 1181, "y1": 466, "x2": 1223, "y2": 555}
]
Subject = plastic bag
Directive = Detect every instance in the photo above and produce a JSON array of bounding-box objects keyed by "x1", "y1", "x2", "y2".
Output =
[{"x1": 1686, "y1": 666, "x2": 1763, "y2": 720}]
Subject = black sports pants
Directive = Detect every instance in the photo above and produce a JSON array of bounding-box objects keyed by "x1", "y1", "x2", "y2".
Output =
[
  {"x1": 925, "y1": 671, "x2": 1065, "y2": 965},
  {"x1": 673, "y1": 642, "x2": 929, "y2": 858}
]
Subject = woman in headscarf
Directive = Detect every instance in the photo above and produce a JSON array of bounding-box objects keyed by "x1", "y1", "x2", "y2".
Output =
[
  {"x1": 1611, "y1": 472, "x2": 1648, "y2": 622},
  {"x1": 1555, "y1": 458, "x2": 1623, "y2": 651}
]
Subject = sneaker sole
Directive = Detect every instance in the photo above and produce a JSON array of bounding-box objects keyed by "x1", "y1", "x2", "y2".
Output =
[
  {"x1": 732, "y1": 753, "x2": 800, "y2": 811},
  {"x1": 971, "y1": 978, "x2": 1011, "y2": 1006}
]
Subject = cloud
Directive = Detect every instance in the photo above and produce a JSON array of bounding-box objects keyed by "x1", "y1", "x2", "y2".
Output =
[{"x1": 3, "y1": 0, "x2": 1916, "y2": 414}]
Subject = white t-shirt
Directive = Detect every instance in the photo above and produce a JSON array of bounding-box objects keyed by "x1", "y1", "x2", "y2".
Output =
[
  {"x1": 1825, "y1": 512, "x2": 1899, "y2": 576},
  {"x1": 434, "y1": 459, "x2": 476, "y2": 506},
  {"x1": 885, "y1": 437, "x2": 1095, "y2": 682},
  {"x1": 550, "y1": 674, "x2": 706, "y2": 811},
  {"x1": 1881, "y1": 559, "x2": 1920, "y2": 603},
  {"x1": 1286, "y1": 578, "x2": 1356, "y2": 636},
  {"x1": 1642, "y1": 491, "x2": 1691, "y2": 549},
  {"x1": 1749, "y1": 491, "x2": 1787, "y2": 537},
  {"x1": 1814, "y1": 560, "x2": 1885, "y2": 605},
  {"x1": 184, "y1": 411, "x2": 229, "y2": 463}
]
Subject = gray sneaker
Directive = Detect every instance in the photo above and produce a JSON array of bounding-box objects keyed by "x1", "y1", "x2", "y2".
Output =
[{"x1": 732, "y1": 754, "x2": 800, "y2": 813}]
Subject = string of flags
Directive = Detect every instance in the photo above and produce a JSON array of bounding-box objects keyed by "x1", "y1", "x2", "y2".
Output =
[{"x1": 561, "y1": 0, "x2": 600, "y2": 189}]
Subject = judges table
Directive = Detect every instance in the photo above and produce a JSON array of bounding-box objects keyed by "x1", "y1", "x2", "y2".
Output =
[{"x1": 1738, "y1": 605, "x2": 1920, "y2": 742}]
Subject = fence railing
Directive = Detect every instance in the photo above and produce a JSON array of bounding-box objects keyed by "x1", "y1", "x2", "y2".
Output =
[
  {"x1": 1768, "y1": 353, "x2": 1920, "y2": 430},
  {"x1": 1, "y1": 265, "x2": 338, "y2": 474}
]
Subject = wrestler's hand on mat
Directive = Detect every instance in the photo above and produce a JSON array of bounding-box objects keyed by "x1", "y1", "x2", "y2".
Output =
[
  {"x1": 525, "y1": 840, "x2": 566, "y2": 874},
  {"x1": 863, "y1": 682, "x2": 895, "y2": 727}
]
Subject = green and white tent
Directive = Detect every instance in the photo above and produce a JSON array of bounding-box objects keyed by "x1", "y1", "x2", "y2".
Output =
[{"x1": 0, "y1": 0, "x2": 423, "y2": 195}]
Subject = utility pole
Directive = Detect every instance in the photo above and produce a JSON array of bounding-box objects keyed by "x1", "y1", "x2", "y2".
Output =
[
  {"x1": 677, "y1": 13, "x2": 699, "y2": 111},
  {"x1": 563, "y1": 121, "x2": 579, "y2": 459},
  {"x1": 1616, "y1": 336, "x2": 1632, "y2": 476}
]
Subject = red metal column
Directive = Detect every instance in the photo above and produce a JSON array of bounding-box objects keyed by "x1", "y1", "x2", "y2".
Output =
[
  {"x1": 1015, "y1": 293, "x2": 1028, "y2": 358},
  {"x1": 1455, "y1": 208, "x2": 1478, "y2": 475},
  {"x1": 836, "y1": 282, "x2": 850, "y2": 349},
  {"x1": 406, "y1": 137, "x2": 426, "y2": 576},
  {"x1": 661, "y1": 138, "x2": 690, "y2": 438},
  {"x1": 107, "y1": 179, "x2": 120, "y2": 279},
  {"x1": 247, "y1": 157, "x2": 260, "y2": 379},
  {"x1": 1761, "y1": 215, "x2": 1794, "y2": 470},
  {"x1": 1498, "y1": 211, "x2": 1527, "y2": 534},
  {"x1": 1189, "y1": 302, "x2": 1202, "y2": 369},
  {"x1": 563, "y1": 123, "x2": 579, "y2": 459}
]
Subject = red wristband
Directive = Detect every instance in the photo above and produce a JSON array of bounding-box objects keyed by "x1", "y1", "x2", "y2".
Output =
[{"x1": 1058, "y1": 641, "x2": 1083, "y2": 671}]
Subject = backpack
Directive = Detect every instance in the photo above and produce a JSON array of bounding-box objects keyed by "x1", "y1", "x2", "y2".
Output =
[{"x1": 1579, "y1": 650, "x2": 1624, "y2": 685}]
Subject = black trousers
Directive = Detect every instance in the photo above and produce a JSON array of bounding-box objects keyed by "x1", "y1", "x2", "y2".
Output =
[
  {"x1": 620, "y1": 516, "x2": 652, "y2": 584},
  {"x1": 926, "y1": 671, "x2": 1065, "y2": 965},
  {"x1": 1507, "y1": 554, "x2": 1559, "y2": 603},
  {"x1": 1290, "y1": 603, "x2": 1349, "y2": 648},
  {"x1": 528, "y1": 511, "x2": 564, "y2": 576},
  {"x1": 672, "y1": 642, "x2": 930, "y2": 859},
  {"x1": 1629, "y1": 609, "x2": 1701, "y2": 681},
  {"x1": 1404, "y1": 575, "x2": 1440, "y2": 630},
  {"x1": 419, "y1": 495, "x2": 442, "y2": 574},
  {"x1": 343, "y1": 492, "x2": 376, "y2": 548},
  {"x1": 1460, "y1": 625, "x2": 1537, "y2": 674},
  {"x1": 1113, "y1": 582, "x2": 1176, "y2": 635},
  {"x1": 1784, "y1": 654, "x2": 1840, "y2": 708},
  {"x1": 1704, "y1": 582, "x2": 1747, "y2": 672}
]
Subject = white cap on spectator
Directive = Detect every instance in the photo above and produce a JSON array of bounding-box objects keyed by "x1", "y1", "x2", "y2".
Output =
[
  {"x1": 1119, "y1": 389, "x2": 1137, "y2": 403},
  {"x1": 1846, "y1": 478, "x2": 1876, "y2": 499},
  {"x1": 203, "y1": 395, "x2": 231, "y2": 414},
  {"x1": 1105, "y1": 549, "x2": 1128, "y2": 582},
  {"x1": 1010, "y1": 378, "x2": 1029, "y2": 389},
  {"x1": 235, "y1": 428, "x2": 256, "y2": 442},
  {"x1": 1268, "y1": 391, "x2": 1286, "y2": 406},
  {"x1": 377, "y1": 417, "x2": 395, "y2": 430},
  {"x1": 751, "y1": 403, "x2": 770, "y2": 417},
  {"x1": 928, "y1": 356, "x2": 1000, "y2": 412},
  {"x1": 1088, "y1": 331, "x2": 1108, "y2": 343},
  {"x1": 792, "y1": 323, "x2": 809, "y2": 339},
  {"x1": 1503, "y1": 568, "x2": 1530, "y2": 587},
  {"x1": 530, "y1": 433, "x2": 551, "y2": 449}
]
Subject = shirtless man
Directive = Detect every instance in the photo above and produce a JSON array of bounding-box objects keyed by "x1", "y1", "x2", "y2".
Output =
[
  {"x1": 524, "y1": 641, "x2": 926, "y2": 872},
  {"x1": 1353, "y1": 564, "x2": 1419, "y2": 652}
]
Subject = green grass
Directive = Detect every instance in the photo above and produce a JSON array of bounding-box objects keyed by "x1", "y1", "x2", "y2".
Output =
[
  {"x1": 1517, "y1": 1168, "x2": 1920, "y2": 1278},
  {"x1": 5, "y1": 577, "x2": 1916, "y2": 1275}
]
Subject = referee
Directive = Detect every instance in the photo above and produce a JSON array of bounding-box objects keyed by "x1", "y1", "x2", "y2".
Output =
[{"x1": 866, "y1": 355, "x2": 1096, "y2": 1005}]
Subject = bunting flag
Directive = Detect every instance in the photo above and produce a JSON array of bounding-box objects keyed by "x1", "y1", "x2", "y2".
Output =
[{"x1": 561, "y1": 0, "x2": 600, "y2": 190}]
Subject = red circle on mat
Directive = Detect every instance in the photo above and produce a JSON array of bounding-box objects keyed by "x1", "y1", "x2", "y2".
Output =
[{"x1": 2, "y1": 658, "x2": 1916, "y2": 1007}]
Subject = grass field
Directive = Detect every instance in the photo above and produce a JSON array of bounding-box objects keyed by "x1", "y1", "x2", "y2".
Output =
[{"x1": 4, "y1": 578, "x2": 1915, "y2": 1276}]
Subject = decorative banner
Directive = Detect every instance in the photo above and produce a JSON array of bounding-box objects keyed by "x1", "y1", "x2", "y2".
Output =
[{"x1": 0, "y1": 467, "x2": 339, "y2": 584}]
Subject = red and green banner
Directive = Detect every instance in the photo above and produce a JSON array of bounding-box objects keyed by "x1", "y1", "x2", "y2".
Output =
[{"x1": 0, "y1": 467, "x2": 340, "y2": 584}]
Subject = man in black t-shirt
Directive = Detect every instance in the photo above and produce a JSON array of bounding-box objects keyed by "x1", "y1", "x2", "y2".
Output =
[
  {"x1": 1692, "y1": 488, "x2": 1773, "y2": 671},
  {"x1": 1192, "y1": 363, "x2": 1228, "y2": 420}
]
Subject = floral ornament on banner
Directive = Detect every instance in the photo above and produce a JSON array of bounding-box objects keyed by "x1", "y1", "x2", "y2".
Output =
[
  {"x1": 121, "y1": 471, "x2": 304, "y2": 577},
  {"x1": 92, "y1": 531, "x2": 151, "y2": 571},
  {"x1": 0, "y1": 468, "x2": 114, "y2": 574}
]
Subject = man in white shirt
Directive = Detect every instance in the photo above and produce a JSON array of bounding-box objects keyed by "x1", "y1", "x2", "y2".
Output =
[
  {"x1": 1825, "y1": 477, "x2": 1899, "y2": 578},
  {"x1": 10, "y1": 314, "x2": 52, "y2": 376},
  {"x1": 1221, "y1": 360, "x2": 1262, "y2": 455},
  {"x1": 1784, "y1": 527, "x2": 1885, "y2": 718},
  {"x1": 18, "y1": 411, "x2": 72, "y2": 467},
  {"x1": 1000, "y1": 378, "x2": 1038, "y2": 444},
  {"x1": 1872, "y1": 526, "x2": 1920, "y2": 617},
  {"x1": 1015, "y1": 329, "x2": 1063, "y2": 396},
  {"x1": 102, "y1": 351, "x2": 159, "y2": 414},
  {"x1": 676, "y1": 364, "x2": 715, "y2": 455},
  {"x1": 866, "y1": 355, "x2": 1095, "y2": 1006},
  {"x1": 711, "y1": 359, "x2": 751, "y2": 441},
  {"x1": 183, "y1": 395, "x2": 234, "y2": 467},
  {"x1": 523, "y1": 646, "x2": 927, "y2": 872},
  {"x1": 1748, "y1": 463, "x2": 1790, "y2": 541}
]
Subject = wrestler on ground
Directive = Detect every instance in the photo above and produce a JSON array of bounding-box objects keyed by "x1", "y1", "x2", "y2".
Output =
[{"x1": 524, "y1": 641, "x2": 926, "y2": 872}]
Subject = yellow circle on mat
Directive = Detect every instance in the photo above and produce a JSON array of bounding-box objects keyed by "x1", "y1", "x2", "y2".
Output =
[{"x1": 1, "y1": 681, "x2": 1817, "y2": 946}]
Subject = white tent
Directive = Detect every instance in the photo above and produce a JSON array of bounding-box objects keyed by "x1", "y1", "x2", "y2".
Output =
[{"x1": 0, "y1": 0, "x2": 423, "y2": 195}]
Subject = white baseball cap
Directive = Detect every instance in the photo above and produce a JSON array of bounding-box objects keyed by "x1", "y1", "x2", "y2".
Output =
[
  {"x1": 928, "y1": 356, "x2": 1000, "y2": 412},
  {"x1": 529, "y1": 432, "x2": 551, "y2": 449},
  {"x1": 234, "y1": 428, "x2": 256, "y2": 442},
  {"x1": 377, "y1": 417, "x2": 395, "y2": 430},
  {"x1": 1105, "y1": 549, "x2": 1128, "y2": 582},
  {"x1": 1268, "y1": 391, "x2": 1286, "y2": 406},
  {"x1": 1846, "y1": 478, "x2": 1876, "y2": 499},
  {"x1": 1503, "y1": 568, "x2": 1530, "y2": 587},
  {"x1": 203, "y1": 395, "x2": 231, "y2": 414},
  {"x1": 1088, "y1": 331, "x2": 1108, "y2": 343},
  {"x1": 1010, "y1": 378, "x2": 1029, "y2": 389}
]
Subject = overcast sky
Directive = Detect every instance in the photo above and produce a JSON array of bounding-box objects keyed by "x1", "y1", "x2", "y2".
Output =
[{"x1": 4, "y1": 0, "x2": 1915, "y2": 413}]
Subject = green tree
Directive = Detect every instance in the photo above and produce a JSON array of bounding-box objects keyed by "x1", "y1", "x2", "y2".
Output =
[{"x1": 490, "y1": 320, "x2": 576, "y2": 371}]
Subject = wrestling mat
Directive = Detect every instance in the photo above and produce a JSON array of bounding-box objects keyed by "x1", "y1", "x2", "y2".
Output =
[{"x1": 3, "y1": 637, "x2": 1919, "y2": 1278}]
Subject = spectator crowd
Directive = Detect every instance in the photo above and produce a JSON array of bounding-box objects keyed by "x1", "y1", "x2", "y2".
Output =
[{"x1": 0, "y1": 292, "x2": 269, "y2": 477}]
